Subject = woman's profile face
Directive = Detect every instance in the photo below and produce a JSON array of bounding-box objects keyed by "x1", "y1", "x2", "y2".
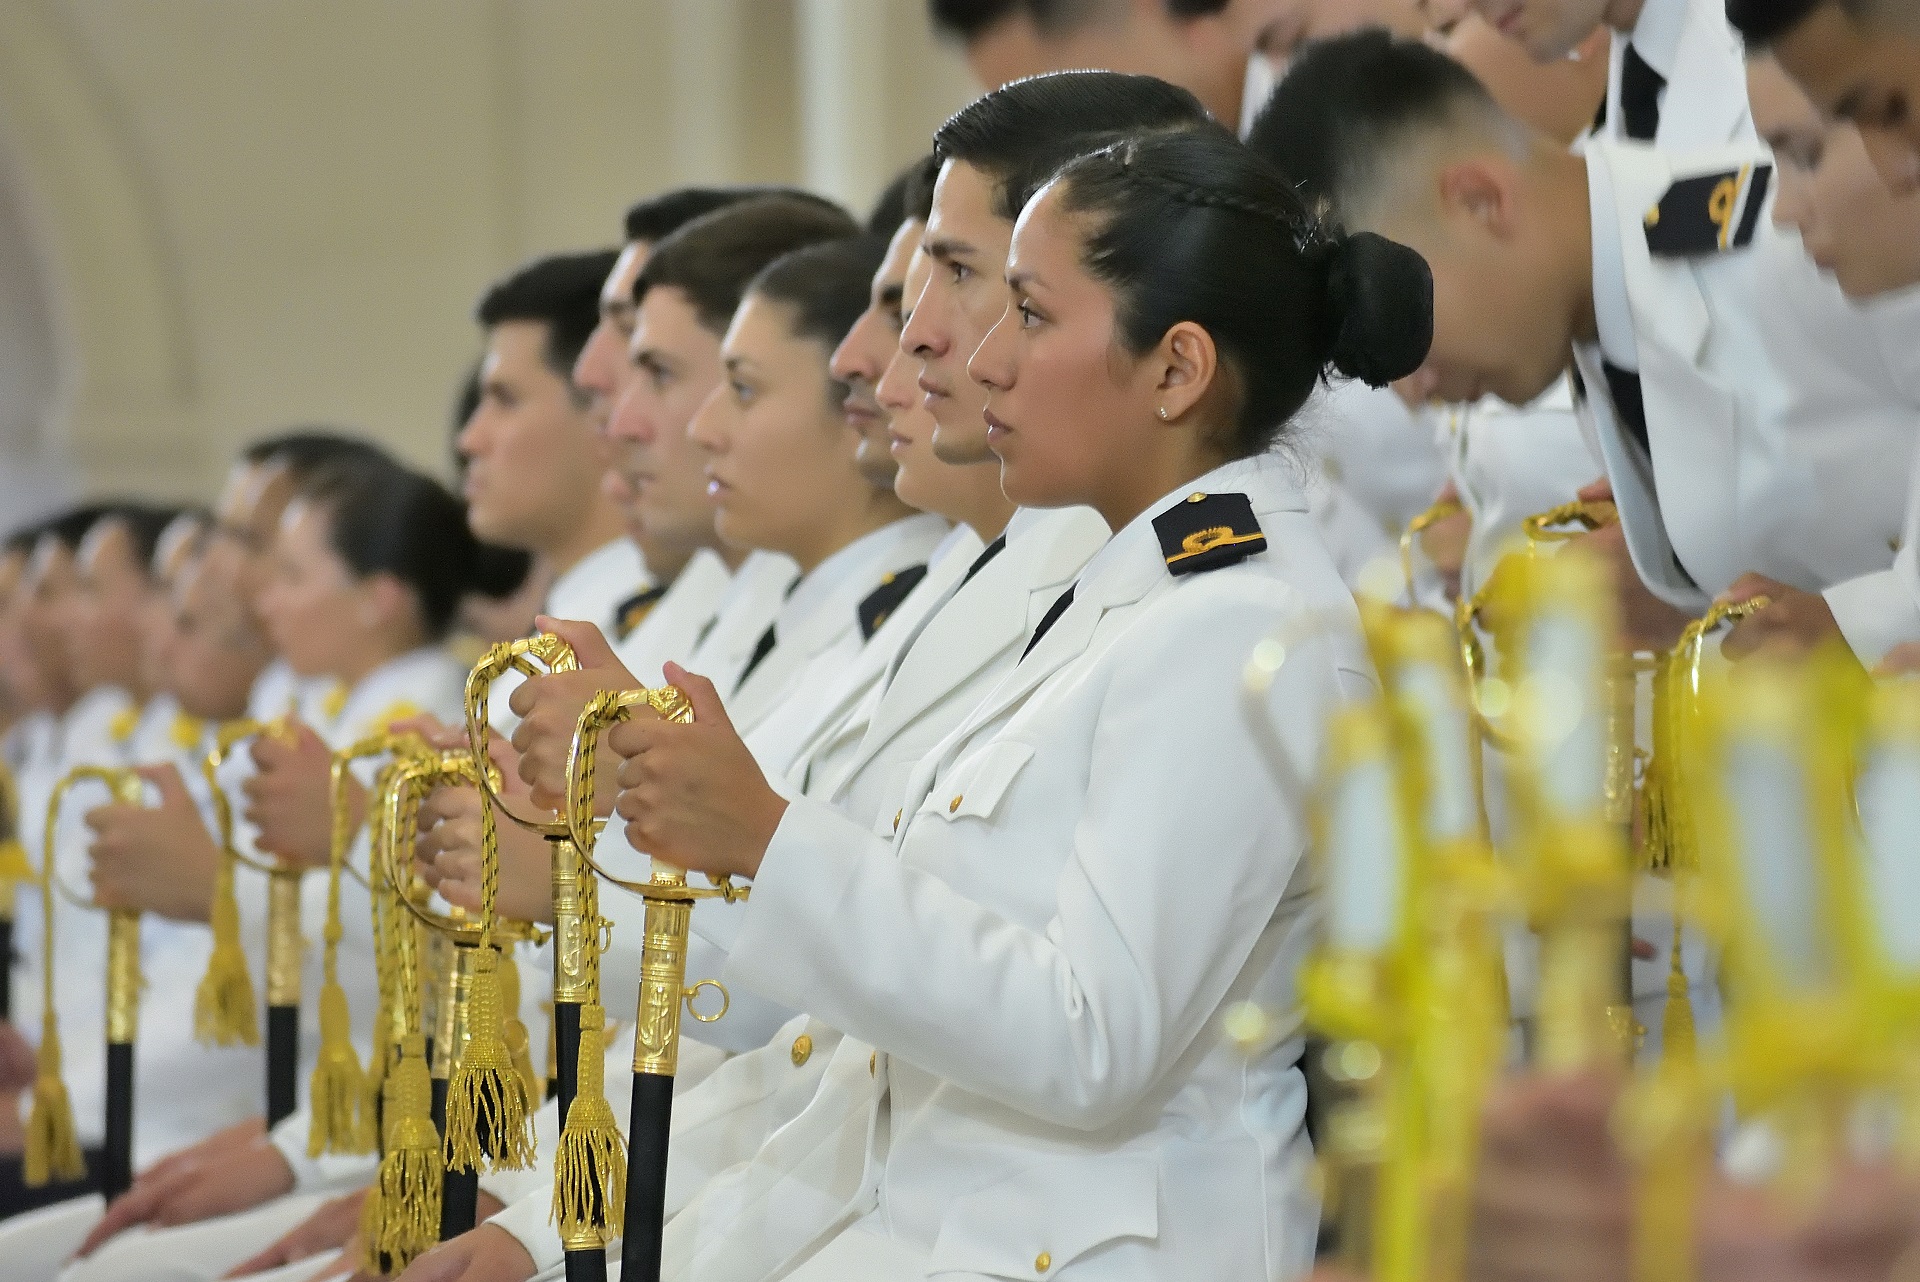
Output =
[
  {"x1": 968, "y1": 182, "x2": 1156, "y2": 511},
  {"x1": 687, "y1": 294, "x2": 868, "y2": 569},
  {"x1": 256, "y1": 498, "x2": 368, "y2": 680}
]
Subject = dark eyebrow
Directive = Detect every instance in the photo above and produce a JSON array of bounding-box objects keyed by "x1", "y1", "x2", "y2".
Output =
[
  {"x1": 878, "y1": 282, "x2": 905, "y2": 309},
  {"x1": 924, "y1": 235, "x2": 975, "y2": 263},
  {"x1": 1834, "y1": 84, "x2": 1870, "y2": 120},
  {"x1": 1006, "y1": 269, "x2": 1040, "y2": 293}
]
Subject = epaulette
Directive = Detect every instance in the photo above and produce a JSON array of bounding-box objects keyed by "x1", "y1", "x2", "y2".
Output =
[
  {"x1": 108, "y1": 705, "x2": 141, "y2": 745},
  {"x1": 1644, "y1": 163, "x2": 1772, "y2": 257},
  {"x1": 614, "y1": 585, "x2": 669, "y2": 642},
  {"x1": 858, "y1": 565, "x2": 929, "y2": 640},
  {"x1": 170, "y1": 712, "x2": 206, "y2": 753},
  {"x1": 320, "y1": 682, "x2": 349, "y2": 723},
  {"x1": 1153, "y1": 492, "x2": 1267, "y2": 577}
]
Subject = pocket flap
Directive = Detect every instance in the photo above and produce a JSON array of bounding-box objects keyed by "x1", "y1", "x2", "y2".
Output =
[
  {"x1": 927, "y1": 1148, "x2": 1158, "y2": 1278},
  {"x1": 919, "y1": 740, "x2": 1035, "y2": 825}
]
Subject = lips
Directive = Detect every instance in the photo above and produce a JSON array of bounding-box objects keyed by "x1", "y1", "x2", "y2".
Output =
[{"x1": 982, "y1": 408, "x2": 1011, "y2": 439}]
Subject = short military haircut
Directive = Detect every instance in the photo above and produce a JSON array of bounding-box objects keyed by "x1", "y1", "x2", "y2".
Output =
[
  {"x1": 242, "y1": 428, "x2": 392, "y2": 480},
  {"x1": 928, "y1": 0, "x2": 1024, "y2": 40},
  {"x1": 1727, "y1": 0, "x2": 1908, "y2": 44},
  {"x1": 37, "y1": 503, "x2": 125, "y2": 551},
  {"x1": 1250, "y1": 30, "x2": 1524, "y2": 227},
  {"x1": 934, "y1": 70, "x2": 1213, "y2": 220},
  {"x1": 101, "y1": 504, "x2": 189, "y2": 572},
  {"x1": 624, "y1": 187, "x2": 793, "y2": 246},
  {"x1": 476, "y1": 249, "x2": 620, "y2": 379},
  {"x1": 635, "y1": 194, "x2": 859, "y2": 336},
  {"x1": 866, "y1": 154, "x2": 941, "y2": 236}
]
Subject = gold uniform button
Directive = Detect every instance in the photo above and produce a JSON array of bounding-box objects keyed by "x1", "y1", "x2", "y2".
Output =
[
  {"x1": 1035, "y1": 1251, "x2": 1052, "y2": 1273},
  {"x1": 790, "y1": 1034, "x2": 812, "y2": 1067},
  {"x1": 869, "y1": 1051, "x2": 877, "y2": 1075},
  {"x1": 892, "y1": 809, "x2": 902, "y2": 832},
  {"x1": 948, "y1": 795, "x2": 963, "y2": 813}
]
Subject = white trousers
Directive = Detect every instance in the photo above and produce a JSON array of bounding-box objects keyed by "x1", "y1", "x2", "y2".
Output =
[{"x1": 56, "y1": 1191, "x2": 333, "y2": 1282}]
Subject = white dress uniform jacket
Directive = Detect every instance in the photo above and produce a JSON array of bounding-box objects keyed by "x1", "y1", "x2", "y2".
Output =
[
  {"x1": 616, "y1": 548, "x2": 733, "y2": 689},
  {"x1": 667, "y1": 456, "x2": 1373, "y2": 1282},
  {"x1": 1577, "y1": 140, "x2": 1918, "y2": 615},
  {"x1": 492, "y1": 511, "x2": 1110, "y2": 1277}
]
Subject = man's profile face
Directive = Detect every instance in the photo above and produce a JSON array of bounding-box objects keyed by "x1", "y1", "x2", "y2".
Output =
[
  {"x1": 1770, "y1": 4, "x2": 1920, "y2": 194},
  {"x1": 900, "y1": 161, "x2": 1013, "y2": 466},
  {"x1": 573, "y1": 242, "x2": 650, "y2": 431},
  {"x1": 832, "y1": 217, "x2": 925, "y2": 487},
  {"x1": 606, "y1": 286, "x2": 726, "y2": 559}
]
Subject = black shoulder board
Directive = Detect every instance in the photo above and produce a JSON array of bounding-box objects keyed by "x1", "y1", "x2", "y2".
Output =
[
  {"x1": 614, "y1": 584, "x2": 669, "y2": 641},
  {"x1": 858, "y1": 564, "x2": 929, "y2": 639},
  {"x1": 1153, "y1": 492, "x2": 1267, "y2": 577},
  {"x1": 1643, "y1": 163, "x2": 1772, "y2": 258}
]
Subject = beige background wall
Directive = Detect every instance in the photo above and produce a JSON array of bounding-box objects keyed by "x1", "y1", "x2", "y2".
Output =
[{"x1": 0, "y1": 0, "x2": 977, "y2": 514}]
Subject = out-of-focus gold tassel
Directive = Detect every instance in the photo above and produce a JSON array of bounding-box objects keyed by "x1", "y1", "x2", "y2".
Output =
[
  {"x1": 0, "y1": 837, "x2": 33, "y2": 883},
  {"x1": 359, "y1": 1033, "x2": 442, "y2": 1273},
  {"x1": 552, "y1": 1002, "x2": 627, "y2": 1243},
  {"x1": 498, "y1": 947, "x2": 541, "y2": 1107},
  {"x1": 194, "y1": 851, "x2": 259, "y2": 1047},
  {"x1": 24, "y1": 1020, "x2": 85, "y2": 1187},
  {"x1": 443, "y1": 946, "x2": 535, "y2": 1172},
  {"x1": 1661, "y1": 914, "x2": 1696, "y2": 1061},
  {"x1": 309, "y1": 748, "x2": 373, "y2": 1156}
]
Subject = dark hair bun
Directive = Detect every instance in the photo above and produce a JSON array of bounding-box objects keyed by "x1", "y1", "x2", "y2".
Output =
[{"x1": 1324, "y1": 231, "x2": 1433, "y2": 389}]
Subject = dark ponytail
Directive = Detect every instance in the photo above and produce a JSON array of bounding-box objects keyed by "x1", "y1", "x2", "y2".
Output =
[
  {"x1": 1047, "y1": 126, "x2": 1433, "y2": 456},
  {"x1": 299, "y1": 458, "x2": 520, "y2": 641}
]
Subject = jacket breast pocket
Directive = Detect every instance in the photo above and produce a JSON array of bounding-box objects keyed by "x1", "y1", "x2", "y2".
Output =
[
  {"x1": 927, "y1": 1148, "x2": 1159, "y2": 1278},
  {"x1": 919, "y1": 740, "x2": 1035, "y2": 826}
]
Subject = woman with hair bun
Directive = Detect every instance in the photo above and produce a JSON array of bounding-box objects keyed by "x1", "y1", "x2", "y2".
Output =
[{"x1": 608, "y1": 121, "x2": 1434, "y2": 1279}]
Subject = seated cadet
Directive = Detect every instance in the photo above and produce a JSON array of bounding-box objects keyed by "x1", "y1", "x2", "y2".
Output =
[
  {"x1": 1727, "y1": 0, "x2": 1920, "y2": 194},
  {"x1": 1721, "y1": 53, "x2": 1920, "y2": 664},
  {"x1": 604, "y1": 121, "x2": 1416, "y2": 1281},
  {"x1": 56, "y1": 459, "x2": 519, "y2": 1282},
  {"x1": 410, "y1": 80, "x2": 1198, "y2": 1273}
]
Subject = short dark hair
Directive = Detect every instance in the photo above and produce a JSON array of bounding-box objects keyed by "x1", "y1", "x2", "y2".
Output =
[
  {"x1": 635, "y1": 194, "x2": 859, "y2": 335},
  {"x1": 928, "y1": 0, "x2": 1023, "y2": 41},
  {"x1": 1249, "y1": 30, "x2": 1514, "y2": 225},
  {"x1": 748, "y1": 236, "x2": 893, "y2": 356},
  {"x1": 34, "y1": 503, "x2": 120, "y2": 553},
  {"x1": 933, "y1": 71, "x2": 1212, "y2": 219},
  {"x1": 866, "y1": 154, "x2": 941, "y2": 235},
  {"x1": 623, "y1": 187, "x2": 794, "y2": 246},
  {"x1": 476, "y1": 250, "x2": 620, "y2": 379},
  {"x1": 297, "y1": 458, "x2": 521, "y2": 640},
  {"x1": 1047, "y1": 127, "x2": 1431, "y2": 455},
  {"x1": 97, "y1": 504, "x2": 188, "y2": 575},
  {"x1": 241, "y1": 429, "x2": 391, "y2": 480}
]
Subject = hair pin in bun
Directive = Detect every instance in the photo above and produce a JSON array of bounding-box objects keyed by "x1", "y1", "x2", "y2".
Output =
[{"x1": 1324, "y1": 231, "x2": 1433, "y2": 389}]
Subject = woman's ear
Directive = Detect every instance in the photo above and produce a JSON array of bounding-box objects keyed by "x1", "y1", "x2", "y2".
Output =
[
  {"x1": 1152, "y1": 321, "x2": 1219, "y2": 424},
  {"x1": 359, "y1": 573, "x2": 414, "y2": 634}
]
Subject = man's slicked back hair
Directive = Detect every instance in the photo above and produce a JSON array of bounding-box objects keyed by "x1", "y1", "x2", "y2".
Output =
[
  {"x1": 242, "y1": 429, "x2": 392, "y2": 480},
  {"x1": 476, "y1": 250, "x2": 620, "y2": 380},
  {"x1": 634, "y1": 193, "x2": 859, "y2": 336},
  {"x1": 933, "y1": 70, "x2": 1212, "y2": 219},
  {"x1": 928, "y1": 0, "x2": 1023, "y2": 41},
  {"x1": 1249, "y1": 30, "x2": 1517, "y2": 225},
  {"x1": 624, "y1": 187, "x2": 814, "y2": 246}
]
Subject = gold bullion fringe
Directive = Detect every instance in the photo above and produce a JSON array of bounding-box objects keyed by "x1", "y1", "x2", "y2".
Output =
[{"x1": 552, "y1": 1002, "x2": 627, "y2": 1241}]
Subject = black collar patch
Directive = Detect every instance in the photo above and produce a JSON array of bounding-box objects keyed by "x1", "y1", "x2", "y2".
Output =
[
  {"x1": 614, "y1": 584, "x2": 669, "y2": 641},
  {"x1": 1153, "y1": 492, "x2": 1267, "y2": 576},
  {"x1": 1644, "y1": 163, "x2": 1772, "y2": 258},
  {"x1": 858, "y1": 564, "x2": 928, "y2": 639}
]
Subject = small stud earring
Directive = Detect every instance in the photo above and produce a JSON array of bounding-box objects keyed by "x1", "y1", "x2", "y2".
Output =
[{"x1": 1156, "y1": 406, "x2": 1170, "y2": 421}]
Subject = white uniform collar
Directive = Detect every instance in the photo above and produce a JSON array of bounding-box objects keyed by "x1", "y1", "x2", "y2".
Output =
[
  {"x1": 545, "y1": 538, "x2": 648, "y2": 635},
  {"x1": 775, "y1": 514, "x2": 950, "y2": 642},
  {"x1": 1583, "y1": 149, "x2": 1640, "y2": 373},
  {"x1": 246, "y1": 658, "x2": 304, "y2": 722},
  {"x1": 1626, "y1": 0, "x2": 1688, "y2": 80},
  {"x1": 330, "y1": 646, "x2": 465, "y2": 747}
]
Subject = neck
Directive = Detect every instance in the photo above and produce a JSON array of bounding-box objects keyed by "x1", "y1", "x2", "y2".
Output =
[
  {"x1": 1603, "y1": 0, "x2": 1647, "y2": 35},
  {"x1": 787, "y1": 492, "x2": 918, "y2": 578},
  {"x1": 944, "y1": 473, "x2": 1018, "y2": 545},
  {"x1": 543, "y1": 499, "x2": 628, "y2": 582},
  {"x1": 1094, "y1": 442, "x2": 1229, "y2": 534},
  {"x1": 1546, "y1": 149, "x2": 1601, "y2": 347},
  {"x1": 636, "y1": 537, "x2": 696, "y2": 587}
]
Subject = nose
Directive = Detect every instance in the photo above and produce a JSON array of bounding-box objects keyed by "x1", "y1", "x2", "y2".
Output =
[
  {"x1": 831, "y1": 309, "x2": 883, "y2": 387},
  {"x1": 877, "y1": 350, "x2": 918, "y2": 413},
  {"x1": 898, "y1": 275, "x2": 945, "y2": 360},
  {"x1": 1770, "y1": 165, "x2": 1814, "y2": 235},
  {"x1": 967, "y1": 302, "x2": 1018, "y2": 393},
  {"x1": 606, "y1": 383, "x2": 653, "y2": 445},
  {"x1": 686, "y1": 385, "x2": 728, "y2": 455}
]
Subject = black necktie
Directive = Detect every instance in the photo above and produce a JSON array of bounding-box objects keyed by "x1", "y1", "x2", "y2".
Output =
[
  {"x1": 1021, "y1": 584, "x2": 1076, "y2": 661},
  {"x1": 1621, "y1": 42, "x2": 1666, "y2": 141},
  {"x1": 1600, "y1": 361, "x2": 1650, "y2": 457},
  {"x1": 737, "y1": 624, "x2": 776, "y2": 690},
  {"x1": 960, "y1": 534, "x2": 1007, "y2": 588}
]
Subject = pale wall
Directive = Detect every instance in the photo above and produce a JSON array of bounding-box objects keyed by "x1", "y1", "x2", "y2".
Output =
[{"x1": 0, "y1": 0, "x2": 977, "y2": 506}]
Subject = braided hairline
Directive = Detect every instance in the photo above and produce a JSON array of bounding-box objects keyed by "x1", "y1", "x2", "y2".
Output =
[{"x1": 1095, "y1": 138, "x2": 1340, "y2": 260}]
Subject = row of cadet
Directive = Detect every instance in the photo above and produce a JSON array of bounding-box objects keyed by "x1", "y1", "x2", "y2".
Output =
[{"x1": 0, "y1": 0, "x2": 1915, "y2": 1278}]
